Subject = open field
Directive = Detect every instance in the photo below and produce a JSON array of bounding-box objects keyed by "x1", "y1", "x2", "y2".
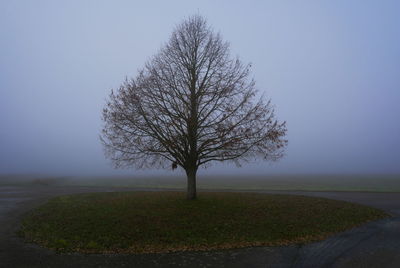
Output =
[
  {"x1": 18, "y1": 191, "x2": 387, "y2": 254},
  {"x1": 1, "y1": 174, "x2": 400, "y2": 192}
]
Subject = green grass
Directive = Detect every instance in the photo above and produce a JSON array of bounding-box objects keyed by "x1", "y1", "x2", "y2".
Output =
[
  {"x1": 69, "y1": 175, "x2": 400, "y2": 192},
  {"x1": 2, "y1": 175, "x2": 400, "y2": 192},
  {"x1": 19, "y1": 191, "x2": 388, "y2": 254}
]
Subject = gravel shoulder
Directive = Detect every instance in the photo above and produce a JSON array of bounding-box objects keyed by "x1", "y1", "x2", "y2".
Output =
[{"x1": 1, "y1": 186, "x2": 400, "y2": 268}]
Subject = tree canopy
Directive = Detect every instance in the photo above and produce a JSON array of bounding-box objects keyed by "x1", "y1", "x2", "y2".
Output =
[{"x1": 101, "y1": 15, "x2": 287, "y2": 199}]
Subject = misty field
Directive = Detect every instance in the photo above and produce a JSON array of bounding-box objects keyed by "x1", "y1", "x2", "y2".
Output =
[
  {"x1": 2, "y1": 174, "x2": 400, "y2": 192},
  {"x1": 18, "y1": 191, "x2": 387, "y2": 254}
]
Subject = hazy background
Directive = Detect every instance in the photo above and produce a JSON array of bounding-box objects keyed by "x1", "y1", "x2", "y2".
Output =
[{"x1": 1, "y1": 1, "x2": 399, "y2": 176}]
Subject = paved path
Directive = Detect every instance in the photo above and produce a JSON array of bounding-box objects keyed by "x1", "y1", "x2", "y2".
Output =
[{"x1": 1, "y1": 186, "x2": 400, "y2": 268}]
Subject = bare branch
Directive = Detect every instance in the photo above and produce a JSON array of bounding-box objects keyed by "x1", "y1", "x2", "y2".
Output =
[{"x1": 101, "y1": 14, "x2": 287, "y2": 178}]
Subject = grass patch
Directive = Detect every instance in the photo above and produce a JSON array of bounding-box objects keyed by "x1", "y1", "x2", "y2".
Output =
[{"x1": 18, "y1": 191, "x2": 388, "y2": 254}]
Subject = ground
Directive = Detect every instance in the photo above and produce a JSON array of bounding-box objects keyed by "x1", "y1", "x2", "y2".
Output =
[
  {"x1": 18, "y1": 191, "x2": 385, "y2": 254},
  {"x1": 1, "y1": 184, "x2": 400, "y2": 267},
  {"x1": 0, "y1": 186, "x2": 400, "y2": 267}
]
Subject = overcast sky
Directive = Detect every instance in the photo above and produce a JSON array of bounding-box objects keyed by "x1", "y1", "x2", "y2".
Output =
[{"x1": 1, "y1": 1, "x2": 399, "y2": 176}]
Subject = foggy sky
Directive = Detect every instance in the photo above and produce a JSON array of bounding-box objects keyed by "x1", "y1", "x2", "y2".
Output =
[{"x1": 1, "y1": 1, "x2": 399, "y2": 176}]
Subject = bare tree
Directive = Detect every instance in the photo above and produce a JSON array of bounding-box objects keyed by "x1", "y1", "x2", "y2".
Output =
[{"x1": 101, "y1": 15, "x2": 287, "y2": 200}]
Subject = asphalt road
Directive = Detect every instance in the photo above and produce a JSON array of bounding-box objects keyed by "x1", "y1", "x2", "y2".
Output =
[{"x1": 1, "y1": 185, "x2": 400, "y2": 268}]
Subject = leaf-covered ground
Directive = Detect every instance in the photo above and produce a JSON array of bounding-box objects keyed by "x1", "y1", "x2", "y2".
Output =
[{"x1": 19, "y1": 192, "x2": 388, "y2": 254}]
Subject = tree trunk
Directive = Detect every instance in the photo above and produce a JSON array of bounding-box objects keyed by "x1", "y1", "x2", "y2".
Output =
[{"x1": 186, "y1": 167, "x2": 197, "y2": 200}]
